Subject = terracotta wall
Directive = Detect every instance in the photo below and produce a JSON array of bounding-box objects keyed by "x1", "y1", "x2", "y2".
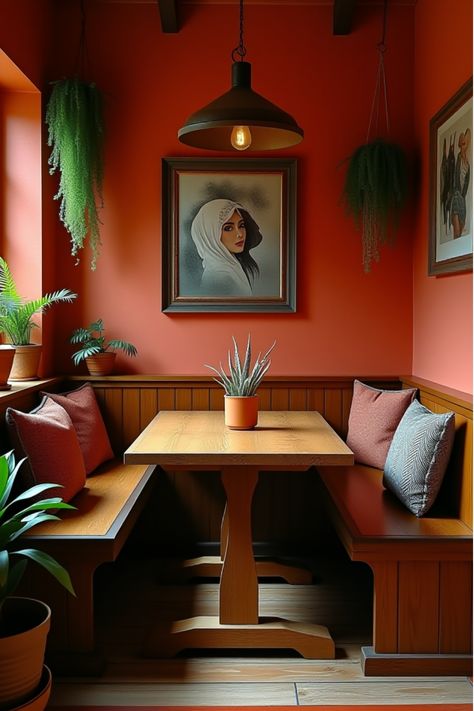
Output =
[
  {"x1": 412, "y1": 0, "x2": 473, "y2": 394},
  {"x1": 44, "y1": 0, "x2": 415, "y2": 377},
  {"x1": 5, "y1": 1, "x2": 470, "y2": 390}
]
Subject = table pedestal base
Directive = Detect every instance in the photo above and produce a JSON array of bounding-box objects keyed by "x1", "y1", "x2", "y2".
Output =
[
  {"x1": 158, "y1": 556, "x2": 313, "y2": 585},
  {"x1": 143, "y1": 615, "x2": 335, "y2": 659}
]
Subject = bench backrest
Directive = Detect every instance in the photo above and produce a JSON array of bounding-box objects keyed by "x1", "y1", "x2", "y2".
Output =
[{"x1": 401, "y1": 376, "x2": 472, "y2": 529}]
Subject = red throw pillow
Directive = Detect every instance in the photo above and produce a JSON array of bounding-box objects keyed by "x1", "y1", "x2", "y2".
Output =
[
  {"x1": 346, "y1": 380, "x2": 417, "y2": 469},
  {"x1": 42, "y1": 383, "x2": 114, "y2": 475},
  {"x1": 6, "y1": 398, "x2": 86, "y2": 502}
]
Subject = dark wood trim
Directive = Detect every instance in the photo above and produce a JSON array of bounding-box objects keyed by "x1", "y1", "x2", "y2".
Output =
[
  {"x1": 333, "y1": 0, "x2": 356, "y2": 35},
  {"x1": 157, "y1": 0, "x2": 179, "y2": 32},
  {"x1": 362, "y1": 646, "x2": 473, "y2": 677}
]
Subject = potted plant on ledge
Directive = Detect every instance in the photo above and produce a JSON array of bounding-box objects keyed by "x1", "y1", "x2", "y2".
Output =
[
  {"x1": 206, "y1": 335, "x2": 276, "y2": 430},
  {"x1": 0, "y1": 451, "x2": 75, "y2": 710},
  {"x1": 0, "y1": 257, "x2": 77, "y2": 381},
  {"x1": 70, "y1": 318, "x2": 138, "y2": 376}
]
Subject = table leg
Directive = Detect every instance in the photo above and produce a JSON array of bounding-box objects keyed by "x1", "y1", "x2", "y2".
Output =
[
  {"x1": 219, "y1": 466, "x2": 259, "y2": 624},
  {"x1": 220, "y1": 502, "x2": 228, "y2": 560}
]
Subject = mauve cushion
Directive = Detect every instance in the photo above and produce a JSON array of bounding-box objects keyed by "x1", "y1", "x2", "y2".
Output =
[
  {"x1": 6, "y1": 397, "x2": 86, "y2": 502},
  {"x1": 346, "y1": 380, "x2": 417, "y2": 469},
  {"x1": 42, "y1": 383, "x2": 114, "y2": 475}
]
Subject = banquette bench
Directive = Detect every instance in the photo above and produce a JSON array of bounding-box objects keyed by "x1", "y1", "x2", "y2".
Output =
[
  {"x1": 1, "y1": 375, "x2": 471, "y2": 678},
  {"x1": 0, "y1": 378, "x2": 157, "y2": 675},
  {"x1": 317, "y1": 376, "x2": 473, "y2": 676}
]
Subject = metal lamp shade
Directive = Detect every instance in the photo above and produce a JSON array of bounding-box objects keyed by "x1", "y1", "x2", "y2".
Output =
[{"x1": 178, "y1": 62, "x2": 304, "y2": 151}]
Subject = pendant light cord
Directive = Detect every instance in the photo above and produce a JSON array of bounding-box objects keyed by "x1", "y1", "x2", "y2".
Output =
[
  {"x1": 366, "y1": 0, "x2": 390, "y2": 142},
  {"x1": 231, "y1": 0, "x2": 247, "y2": 62}
]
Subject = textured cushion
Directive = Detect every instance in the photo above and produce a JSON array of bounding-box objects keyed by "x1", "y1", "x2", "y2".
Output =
[
  {"x1": 6, "y1": 398, "x2": 86, "y2": 502},
  {"x1": 346, "y1": 380, "x2": 417, "y2": 468},
  {"x1": 383, "y1": 399, "x2": 455, "y2": 517},
  {"x1": 42, "y1": 383, "x2": 114, "y2": 475}
]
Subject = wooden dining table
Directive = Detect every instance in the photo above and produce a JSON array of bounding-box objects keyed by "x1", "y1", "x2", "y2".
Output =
[{"x1": 123, "y1": 409, "x2": 354, "y2": 658}]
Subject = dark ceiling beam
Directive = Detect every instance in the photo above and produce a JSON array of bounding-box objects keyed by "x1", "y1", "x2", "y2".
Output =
[
  {"x1": 157, "y1": 0, "x2": 179, "y2": 33},
  {"x1": 333, "y1": 0, "x2": 356, "y2": 35}
]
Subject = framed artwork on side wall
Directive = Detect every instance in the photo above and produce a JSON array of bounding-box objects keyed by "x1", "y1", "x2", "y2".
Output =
[
  {"x1": 429, "y1": 78, "x2": 473, "y2": 275},
  {"x1": 161, "y1": 157, "x2": 297, "y2": 312}
]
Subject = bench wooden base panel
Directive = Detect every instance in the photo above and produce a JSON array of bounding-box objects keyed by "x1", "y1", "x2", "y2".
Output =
[
  {"x1": 144, "y1": 615, "x2": 335, "y2": 659},
  {"x1": 361, "y1": 646, "x2": 473, "y2": 676},
  {"x1": 157, "y1": 556, "x2": 313, "y2": 585},
  {"x1": 46, "y1": 649, "x2": 106, "y2": 677}
]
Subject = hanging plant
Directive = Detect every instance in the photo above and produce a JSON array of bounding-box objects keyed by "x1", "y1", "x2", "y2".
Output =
[
  {"x1": 343, "y1": 139, "x2": 407, "y2": 271},
  {"x1": 341, "y1": 0, "x2": 408, "y2": 272},
  {"x1": 46, "y1": 78, "x2": 104, "y2": 270}
]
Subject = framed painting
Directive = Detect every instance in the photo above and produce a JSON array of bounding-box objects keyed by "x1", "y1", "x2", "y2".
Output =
[
  {"x1": 162, "y1": 157, "x2": 297, "y2": 312},
  {"x1": 429, "y1": 78, "x2": 473, "y2": 275}
]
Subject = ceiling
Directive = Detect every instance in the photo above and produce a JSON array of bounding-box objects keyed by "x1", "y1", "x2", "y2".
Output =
[{"x1": 156, "y1": 0, "x2": 357, "y2": 35}]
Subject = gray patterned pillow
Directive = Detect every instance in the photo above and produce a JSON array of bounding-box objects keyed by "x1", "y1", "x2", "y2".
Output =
[{"x1": 383, "y1": 399, "x2": 455, "y2": 517}]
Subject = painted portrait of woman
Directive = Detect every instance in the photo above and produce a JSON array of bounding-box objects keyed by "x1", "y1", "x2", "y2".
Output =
[
  {"x1": 162, "y1": 158, "x2": 296, "y2": 312},
  {"x1": 190, "y1": 199, "x2": 263, "y2": 297}
]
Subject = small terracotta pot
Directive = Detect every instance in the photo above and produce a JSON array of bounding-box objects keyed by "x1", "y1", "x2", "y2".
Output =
[
  {"x1": 0, "y1": 345, "x2": 16, "y2": 390},
  {"x1": 85, "y1": 352, "x2": 116, "y2": 376},
  {"x1": 224, "y1": 395, "x2": 259, "y2": 430},
  {"x1": 0, "y1": 597, "x2": 51, "y2": 709},
  {"x1": 9, "y1": 344, "x2": 42, "y2": 381}
]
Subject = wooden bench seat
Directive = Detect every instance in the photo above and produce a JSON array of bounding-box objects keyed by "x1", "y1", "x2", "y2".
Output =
[
  {"x1": 24, "y1": 458, "x2": 157, "y2": 675},
  {"x1": 317, "y1": 377, "x2": 473, "y2": 677}
]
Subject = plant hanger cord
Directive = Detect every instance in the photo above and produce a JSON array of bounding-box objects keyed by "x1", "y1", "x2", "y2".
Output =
[
  {"x1": 75, "y1": 0, "x2": 90, "y2": 79},
  {"x1": 366, "y1": 0, "x2": 390, "y2": 142}
]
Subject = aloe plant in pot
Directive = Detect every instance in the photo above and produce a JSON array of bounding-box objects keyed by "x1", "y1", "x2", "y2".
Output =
[
  {"x1": 0, "y1": 450, "x2": 75, "y2": 709},
  {"x1": 70, "y1": 318, "x2": 138, "y2": 376},
  {"x1": 206, "y1": 335, "x2": 276, "y2": 430},
  {"x1": 0, "y1": 257, "x2": 77, "y2": 381}
]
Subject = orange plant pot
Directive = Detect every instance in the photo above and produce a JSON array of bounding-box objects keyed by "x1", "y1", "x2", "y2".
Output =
[
  {"x1": 0, "y1": 598, "x2": 51, "y2": 709},
  {"x1": 85, "y1": 352, "x2": 116, "y2": 376},
  {"x1": 0, "y1": 345, "x2": 16, "y2": 390},
  {"x1": 224, "y1": 395, "x2": 259, "y2": 430},
  {"x1": 9, "y1": 345, "x2": 42, "y2": 381}
]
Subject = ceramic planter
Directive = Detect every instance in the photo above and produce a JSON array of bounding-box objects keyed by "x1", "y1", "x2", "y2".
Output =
[
  {"x1": 0, "y1": 597, "x2": 51, "y2": 709},
  {"x1": 224, "y1": 395, "x2": 259, "y2": 430},
  {"x1": 9, "y1": 345, "x2": 42, "y2": 381},
  {"x1": 85, "y1": 352, "x2": 116, "y2": 376},
  {"x1": 0, "y1": 345, "x2": 16, "y2": 389}
]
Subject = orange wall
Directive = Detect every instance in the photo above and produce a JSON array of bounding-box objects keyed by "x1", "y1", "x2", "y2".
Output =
[
  {"x1": 43, "y1": 1, "x2": 415, "y2": 377},
  {"x1": 412, "y1": 0, "x2": 472, "y2": 394}
]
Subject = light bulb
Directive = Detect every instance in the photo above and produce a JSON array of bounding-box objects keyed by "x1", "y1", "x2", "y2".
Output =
[{"x1": 231, "y1": 125, "x2": 252, "y2": 151}]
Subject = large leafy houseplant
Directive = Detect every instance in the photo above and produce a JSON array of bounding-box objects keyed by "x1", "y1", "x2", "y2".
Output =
[
  {"x1": 0, "y1": 256, "x2": 77, "y2": 346},
  {"x1": 46, "y1": 78, "x2": 104, "y2": 270},
  {"x1": 0, "y1": 450, "x2": 75, "y2": 708},
  {"x1": 0, "y1": 451, "x2": 75, "y2": 623}
]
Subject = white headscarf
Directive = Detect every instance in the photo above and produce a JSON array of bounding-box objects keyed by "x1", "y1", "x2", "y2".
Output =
[{"x1": 191, "y1": 199, "x2": 252, "y2": 295}]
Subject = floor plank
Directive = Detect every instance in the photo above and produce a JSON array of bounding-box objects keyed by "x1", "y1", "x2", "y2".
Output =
[
  {"x1": 48, "y1": 553, "x2": 472, "y2": 706},
  {"x1": 298, "y1": 680, "x2": 473, "y2": 705}
]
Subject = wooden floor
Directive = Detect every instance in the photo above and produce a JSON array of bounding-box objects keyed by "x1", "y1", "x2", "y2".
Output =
[{"x1": 48, "y1": 552, "x2": 473, "y2": 707}]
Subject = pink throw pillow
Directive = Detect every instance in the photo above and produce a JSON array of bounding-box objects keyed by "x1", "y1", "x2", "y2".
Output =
[
  {"x1": 6, "y1": 398, "x2": 86, "y2": 502},
  {"x1": 42, "y1": 383, "x2": 114, "y2": 475},
  {"x1": 346, "y1": 380, "x2": 417, "y2": 469}
]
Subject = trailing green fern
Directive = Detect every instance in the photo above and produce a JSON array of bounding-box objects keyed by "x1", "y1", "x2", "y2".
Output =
[
  {"x1": 342, "y1": 139, "x2": 407, "y2": 272},
  {"x1": 46, "y1": 78, "x2": 104, "y2": 270}
]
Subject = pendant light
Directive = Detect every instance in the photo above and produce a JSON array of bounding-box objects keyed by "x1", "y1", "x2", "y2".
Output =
[{"x1": 178, "y1": 0, "x2": 303, "y2": 151}]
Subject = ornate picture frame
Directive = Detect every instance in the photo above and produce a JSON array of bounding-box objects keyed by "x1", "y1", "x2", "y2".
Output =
[
  {"x1": 162, "y1": 157, "x2": 297, "y2": 312},
  {"x1": 429, "y1": 78, "x2": 473, "y2": 276}
]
